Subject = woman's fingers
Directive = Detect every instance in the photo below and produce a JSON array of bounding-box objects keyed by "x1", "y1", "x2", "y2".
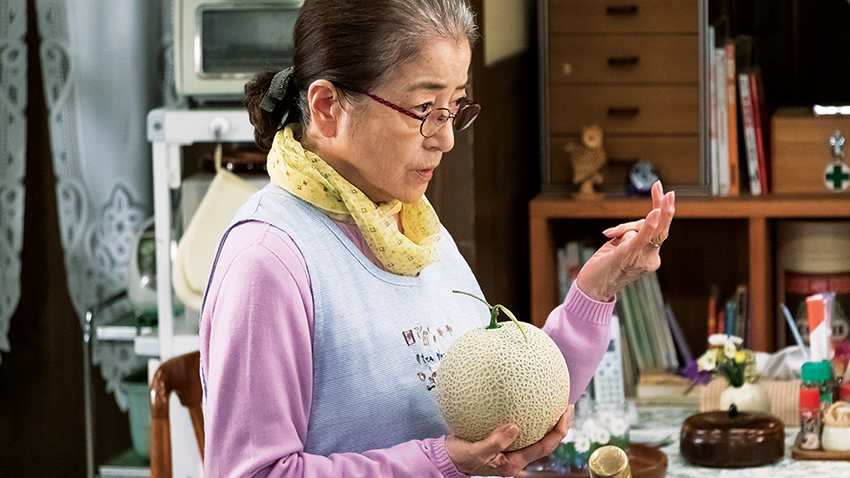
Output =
[
  {"x1": 603, "y1": 219, "x2": 644, "y2": 238},
  {"x1": 605, "y1": 182, "x2": 675, "y2": 245},
  {"x1": 635, "y1": 208, "x2": 662, "y2": 249},
  {"x1": 576, "y1": 182, "x2": 676, "y2": 300},
  {"x1": 651, "y1": 180, "x2": 664, "y2": 208},
  {"x1": 503, "y1": 411, "x2": 572, "y2": 469},
  {"x1": 648, "y1": 181, "x2": 675, "y2": 245},
  {"x1": 446, "y1": 408, "x2": 577, "y2": 477},
  {"x1": 445, "y1": 424, "x2": 519, "y2": 475}
]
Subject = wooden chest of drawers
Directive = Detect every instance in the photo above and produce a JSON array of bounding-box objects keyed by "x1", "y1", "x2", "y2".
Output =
[{"x1": 541, "y1": 0, "x2": 703, "y2": 193}]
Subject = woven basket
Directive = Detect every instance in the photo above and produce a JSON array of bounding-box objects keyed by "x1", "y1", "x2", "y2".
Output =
[{"x1": 699, "y1": 377, "x2": 800, "y2": 426}]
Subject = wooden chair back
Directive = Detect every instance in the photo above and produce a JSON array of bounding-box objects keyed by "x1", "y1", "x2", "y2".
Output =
[{"x1": 149, "y1": 350, "x2": 204, "y2": 478}]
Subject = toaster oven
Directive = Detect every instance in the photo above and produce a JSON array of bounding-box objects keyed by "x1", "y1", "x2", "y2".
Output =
[{"x1": 174, "y1": 0, "x2": 303, "y2": 101}]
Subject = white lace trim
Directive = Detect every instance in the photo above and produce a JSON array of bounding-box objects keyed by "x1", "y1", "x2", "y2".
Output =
[
  {"x1": 0, "y1": 0, "x2": 27, "y2": 361},
  {"x1": 35, "y1": 0, "x2": 163, "y2": 409}
]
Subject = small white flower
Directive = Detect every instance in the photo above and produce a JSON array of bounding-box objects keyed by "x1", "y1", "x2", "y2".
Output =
[
  {"x1": 574, "y1": 434, "x2": 591, "y2": 453},
  {"x1": 581, "y1": 419, "x2": 600, "y2": 436},
  {"x1": 591, "y1": 427, "x2": 611, "y2": 445},
  {"x1": 708, "y1": 334, "x2": 729, "y2": 347},
  {"x1": 729, "y1": 335, "x2": 744, "y2": 346},
  {"x1": 609, "y1": 418, "x2": 629, "y2": 436},
  {"x1": 698, "y1": 351, "x2": 717, "y2": 371},
  {"x1": 597, "y1": 411, "x2": 615, "y2": 428},
  {"x1": 724, "y1": 339, "x2": 738, "y2": 359}
]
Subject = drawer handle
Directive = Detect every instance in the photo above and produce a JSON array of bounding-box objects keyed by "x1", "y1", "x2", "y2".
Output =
[
  {"x1": 607, "y1": 107, "x2": 640, "y2": 117},
  {"x1": 607, "y1": 56, "x2": 640, "y2": 66},
  {"x1": 606, "y1": 5, "x2": 639, "y2": 15}
]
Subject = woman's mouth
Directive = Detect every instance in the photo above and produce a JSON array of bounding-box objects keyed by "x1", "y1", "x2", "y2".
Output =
[{"x1": 415, "y1": 168, "x2": 434, "y2": 181}]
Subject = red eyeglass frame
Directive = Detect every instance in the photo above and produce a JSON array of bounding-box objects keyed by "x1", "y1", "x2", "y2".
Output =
[{"x1": 367, "y1": 93, "x2": 481, "y2": 138}]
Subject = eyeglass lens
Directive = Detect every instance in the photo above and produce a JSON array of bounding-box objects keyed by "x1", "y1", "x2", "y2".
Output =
[{"x1": 421, "y1": 101, "x2": 481, "y2": 137}]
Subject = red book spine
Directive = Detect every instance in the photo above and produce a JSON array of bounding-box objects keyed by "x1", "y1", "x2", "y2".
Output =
[{"x1": 749, "y1": 70, "x2": 769, "y2": 193}]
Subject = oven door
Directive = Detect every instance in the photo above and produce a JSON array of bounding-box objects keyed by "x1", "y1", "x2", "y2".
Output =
[{"x1": 197, "y1": 3, "x2": 300, "y2": 79}]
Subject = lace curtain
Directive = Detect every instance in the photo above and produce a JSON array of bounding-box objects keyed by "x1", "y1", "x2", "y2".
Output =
[
  {"x1": 35, "y1": 0, "x2": 166, "y2": 409},
  {"x1": 0, "y1": 0, "x2": 27, "y2": 363}
]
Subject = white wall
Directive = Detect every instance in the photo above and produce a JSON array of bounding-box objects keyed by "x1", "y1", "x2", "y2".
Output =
[{"x1": 483, "y1": 0, "x2": 533, "y2": 65}]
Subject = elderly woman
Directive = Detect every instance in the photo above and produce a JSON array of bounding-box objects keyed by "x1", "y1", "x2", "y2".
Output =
[{"x1": 199, "y1": 0, "x2": 675, "y2": 476}]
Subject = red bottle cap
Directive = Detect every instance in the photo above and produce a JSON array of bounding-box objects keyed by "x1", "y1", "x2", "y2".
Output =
[{"x1": 800, "y1": 388, "x2": 821, "y2": 409}]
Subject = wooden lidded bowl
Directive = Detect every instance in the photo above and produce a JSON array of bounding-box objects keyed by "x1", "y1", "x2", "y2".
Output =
[{"x1": 680, "y1": 405, "x2": 785, "y2": 468}]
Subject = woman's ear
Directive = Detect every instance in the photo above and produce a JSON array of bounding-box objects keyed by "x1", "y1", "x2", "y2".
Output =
[{"x1": 307, "y1": 80, "x2": 339, "y2": 138}]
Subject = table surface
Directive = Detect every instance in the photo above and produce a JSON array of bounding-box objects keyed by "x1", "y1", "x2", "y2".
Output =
[{"x1": 634, "y1": 404, "x2": 850, "y2": 477}]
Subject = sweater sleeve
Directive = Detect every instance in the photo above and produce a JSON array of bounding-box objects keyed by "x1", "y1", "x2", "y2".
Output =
[
  {"x1": 543, "y1": 282, "x2": 615, "y2": 404},
  {"x1": 200, "y1": 221, "x2": 465, "y2": 478}
]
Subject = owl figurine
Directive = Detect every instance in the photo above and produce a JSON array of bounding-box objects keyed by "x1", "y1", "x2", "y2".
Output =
[{"x1": 566, "y1": 125, "x2": 606, "y2": 197}]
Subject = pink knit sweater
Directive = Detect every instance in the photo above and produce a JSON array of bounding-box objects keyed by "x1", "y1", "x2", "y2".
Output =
[{"x1": 200, "y1": 219, "x2": 614, "y2": 477}]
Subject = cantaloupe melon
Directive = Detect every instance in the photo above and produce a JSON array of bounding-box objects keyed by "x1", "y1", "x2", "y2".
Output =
[{"x1": 436, "y1": 291, "x2": 570, "y2": 451}]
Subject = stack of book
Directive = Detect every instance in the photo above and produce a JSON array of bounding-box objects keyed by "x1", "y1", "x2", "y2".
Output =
[
  {"x1": 707, "y1": 283, "x2": 750, "y2": 344},
  {"x1": 556, "y1": 240, "x2": 596, "y2": 302},
  {"x1": 557, "y1": 241, "x2": 695, "y2": 401},
  {"x1": 708, "y1": 24, "x2": 770, "y2": 197},
  {"x1": 616, "y1": 272, "x2": 681, "y2": 373}
]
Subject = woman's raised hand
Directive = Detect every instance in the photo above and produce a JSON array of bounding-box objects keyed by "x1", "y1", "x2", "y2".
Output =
[
  {"x1": 445, "y1": 406, "x2": 574, "y2": 476},
  {"x1": 575, "y1": 181, "x2": 675, "y2": 302}
]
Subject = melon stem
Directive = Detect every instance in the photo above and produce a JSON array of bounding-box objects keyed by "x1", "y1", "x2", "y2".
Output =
[{"x1": 452, "y1": 290, "x2": 528, "y2": 342}]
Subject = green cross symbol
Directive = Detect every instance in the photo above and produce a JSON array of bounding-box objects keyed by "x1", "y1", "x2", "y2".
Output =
[{"x1": 826, "y1": 164, "x2": 850, "y2": 190}]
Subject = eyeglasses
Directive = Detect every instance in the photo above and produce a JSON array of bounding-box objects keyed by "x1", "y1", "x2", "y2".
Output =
[{"x1": 367, "y1": 93, "x2": 481, "y2": 138}]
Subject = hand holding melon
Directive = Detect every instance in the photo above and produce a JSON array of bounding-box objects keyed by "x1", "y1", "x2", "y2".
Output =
[
  {"x1": 436, "y1": 291, "x2": 571, "y2": 455},
  {"x1": 444, "y1": 409, "x2": 572, "y2": 477}
]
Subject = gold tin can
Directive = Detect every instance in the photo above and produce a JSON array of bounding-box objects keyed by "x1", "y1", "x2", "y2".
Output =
[{"x1": 588, "y1": 445, "x2": 631, "y2": 478}]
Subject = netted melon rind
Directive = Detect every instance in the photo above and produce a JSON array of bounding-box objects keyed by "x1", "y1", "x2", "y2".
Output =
[{"x1": 436, "y1": 321, "x2": 570, "y2": 451}]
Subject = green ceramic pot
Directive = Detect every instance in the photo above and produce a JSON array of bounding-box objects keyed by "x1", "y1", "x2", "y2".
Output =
[{"x1": 121, "y1": 371, "x2": 151, "y2": 460}]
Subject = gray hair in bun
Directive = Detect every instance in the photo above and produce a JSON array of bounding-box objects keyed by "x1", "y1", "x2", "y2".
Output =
[{"x1": 244, "y1": 0, "x2": 478, "y2": 150}]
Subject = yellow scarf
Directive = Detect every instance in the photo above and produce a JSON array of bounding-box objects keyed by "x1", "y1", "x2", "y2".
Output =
[{"x1": 267, "y1": 126, "x2": 442, "y2": 276}]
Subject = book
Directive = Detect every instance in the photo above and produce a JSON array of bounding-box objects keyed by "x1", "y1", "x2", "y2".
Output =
[
  {"x1": 707, "y1": 26, "x2": 720, "y2": 196},
  {"x1": 633, "y1": 277, "x2": 663, "y2": 369},
  {"x1": 643, "y1": 273, "x2": 678, "y2": 369},
  {"x1": 749, "y1": 69, "x2": 770, "y2": 193},
  {"x1": 557, "y1": 242, "x2": 581, "y2": 301},
  {"x1": 738, "y1": 72, "x2": 762, "y2": 195},
  {"x1": 724, "y1": 41, "x2": 740, "y2": 196},
  {"x1": 618, "y1": 272, "x2": 679, "y2": 373},
  {"x1": 718, "y1": 308, "x2": 728, "y2": 335},
  {"x1": 707, "y1": 284, "x2": 720, "y2": 337},
  {"x1": 724, "y1": 299, "x2": 737, "y2": 340},
  {"x1": 715, "y1": 46, "x2": 730, "y2": 196},
  {"x1": 665, "y1": 302, "x2": 692, "y2": 364},
  {"x1": 618, "y1": 314, "x2": 639, "y2": 398},
  {"x1": 704, "y1": 284, "x2": 750, "y2": 343},
  {"x1": 556, "y1": 240, "x2": 595, "y2": 301},
  {"x1": 618, "y1": 284, "x2": 651, "y2": 370},
  {"x1": 732, "y1": 284, "x2": 749, "y2": 345},
  {"x1": 636, "y1": 372, "x2": 699, "y2": 404}
]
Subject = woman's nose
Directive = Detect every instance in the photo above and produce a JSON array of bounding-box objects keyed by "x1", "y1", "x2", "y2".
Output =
[{"x1": 428, "y1": 120, "x2": 456, "y2": 152}]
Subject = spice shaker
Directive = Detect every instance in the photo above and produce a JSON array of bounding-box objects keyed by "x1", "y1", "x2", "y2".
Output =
[{"x1": 799, "y1": 371, "x2": 822, "y2": 450}]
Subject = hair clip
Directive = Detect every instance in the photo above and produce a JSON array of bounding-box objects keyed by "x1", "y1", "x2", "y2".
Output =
[{"x1": 260, "y1": 67, "x2": 294, "y2": 113}]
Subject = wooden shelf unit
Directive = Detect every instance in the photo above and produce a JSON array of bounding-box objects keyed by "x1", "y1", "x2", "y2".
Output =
[{"x1": 529, "y1": 194, "x2": 850, "y2": 353}]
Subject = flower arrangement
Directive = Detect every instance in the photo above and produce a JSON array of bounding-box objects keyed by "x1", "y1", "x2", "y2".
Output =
[
  {"x1": 686, "y1": 334, "x2": 755, "y2": 388},
  {"x1": 550, "y1": 408, "x2": 629, "y2": 472}
]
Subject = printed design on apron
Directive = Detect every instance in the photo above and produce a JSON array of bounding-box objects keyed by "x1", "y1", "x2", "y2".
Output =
[{"x1": 401, "y1": 324, "x2": 455, "y2": 391}]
